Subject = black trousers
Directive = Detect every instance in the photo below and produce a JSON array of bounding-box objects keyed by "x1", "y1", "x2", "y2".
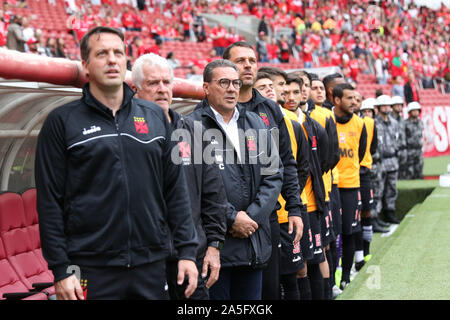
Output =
[
  {"x1": 78, "y1": 260, "x2": 168, "y2": 300},
  {"x1": 166, "y1": 259, "x2": 209, "y2": 300},
  {"x1": 262, "y1": 216, "x2": 281, "y2": 300}
]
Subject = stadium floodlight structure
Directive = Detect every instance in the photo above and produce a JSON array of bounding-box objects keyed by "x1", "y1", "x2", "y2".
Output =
[{"x1": 0, "y1": 49, "x2": 205, "y2": 192}]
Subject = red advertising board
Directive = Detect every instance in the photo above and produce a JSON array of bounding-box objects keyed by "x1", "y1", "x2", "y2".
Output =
[{"x1": 420, "y1": 106, "x2": 450, "y2": 158}]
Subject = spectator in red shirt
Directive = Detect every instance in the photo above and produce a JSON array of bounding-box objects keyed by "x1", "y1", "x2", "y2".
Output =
[
  {"x1": 121, "y1": 6, "x2": 135, "y2": 31},
  {"x1": 210, "y1": 22, "x2": 228, "y2": 56},
  {"x1": 132, "y1": 7, "x2": 143, "y2": 32},
  {"x1": 348, "y1": 50, "x2": 360, "y2": 82},
  {"x1": 266, "y1": 36, "x2": 280, "y2": 64},
  {"x1": 226, "y1": 27, "x2": 240, "y2": 46},
  {"x1": 103, "y1": 13, "x2": 121, "y2": 29},
  {"x1": 278, "y1": 34, "x2": 291, "y2": 63},
  {"x1": 302, "y1": 36, "x2": 313, "y2": 68},
  {"x1": 390, "y1": 47, "x2": 407, "y2": 80},
  {"x1": 180, "y1": 9, "x2": 193, "y2": 41}
]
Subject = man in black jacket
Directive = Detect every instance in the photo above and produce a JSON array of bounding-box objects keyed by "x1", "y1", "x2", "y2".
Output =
[
  {"x1": 223, "y1": 41, "x2": 304, "y2": 300},
  {"x1": 189, "y1": 59, "x2": 283, "y2": 300},
  {"x1": 131, "y1": 53, "x2": 227, "y2": 300},
  {"x1": 404, "y1": 72, "x2": 420, "y2": 104},
  {"x1": 35, "y1": 26, "x2": 199, "y2": 300}
]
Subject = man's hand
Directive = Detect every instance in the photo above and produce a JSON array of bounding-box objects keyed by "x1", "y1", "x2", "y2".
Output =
[
  {"x1": 54, "y1": 274, "x2": 84, "y2": 300},
  {"x1": 288, "y1": 216, "x2": 303, "y2": 245},
  {"x1": 230, "y1": 211, "x2": 258, "y2": 238},
  {"x1": 177, "y1": 259, "x2": 198, "y2": 299},
  {"x1": 201, "y1": 247, "x2": 221, "y2": 288}
]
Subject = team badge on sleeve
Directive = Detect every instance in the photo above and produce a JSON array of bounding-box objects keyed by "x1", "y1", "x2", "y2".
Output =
[{"x1": 259, "y1": 112, "x2": 270, "y2": 127}]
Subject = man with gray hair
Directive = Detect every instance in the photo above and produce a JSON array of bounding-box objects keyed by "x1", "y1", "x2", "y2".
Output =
[
  {"x1": 132, "y1": 53, "x2": 228, "y2": 300},
  {"x1": 189, "y1": 59, "x2": 283, "y2": 299}
]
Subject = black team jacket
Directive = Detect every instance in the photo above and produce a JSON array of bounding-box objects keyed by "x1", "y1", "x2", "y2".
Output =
[
  {"x1": 189, "y1": 99, "x2": 283, "y2": 268},
  {"x1": 35, "y1": 83, "x2": 198, "y2": 282},
  {"x1": 302, "y1": 113, "x2": 329, "y2": 214},
  {"x1": 168, "y1": 108, "x2": 227, "y2": 263}
]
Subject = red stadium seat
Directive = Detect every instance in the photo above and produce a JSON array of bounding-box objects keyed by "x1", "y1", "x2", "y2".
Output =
[
  {"x1": 21, "y1": 188, "x2": 52, "y2": 273},
  {"x1": 0, "y1": 233, "x2": 48, "y2": 300},
  {"x1": 0, "y1": 192, "x2": 54, "y2": 296}
]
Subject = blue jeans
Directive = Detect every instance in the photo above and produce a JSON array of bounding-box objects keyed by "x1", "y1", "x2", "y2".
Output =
[
  {"x1": 304, "y1": 61, "x2": 313, "y2": 69},
  {"x1": 209, "y1": 267, "x2": 263, "y2": 300}
]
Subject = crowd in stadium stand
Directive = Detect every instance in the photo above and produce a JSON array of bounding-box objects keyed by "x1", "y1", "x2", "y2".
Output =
[{"x1": 0, "y1": 0, "x2": 449, "y2": 91}]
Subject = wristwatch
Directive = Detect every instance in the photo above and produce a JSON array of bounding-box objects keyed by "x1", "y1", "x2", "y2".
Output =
[{"x1": 208, "y1": 241, "x2": 224, "y2": 251}]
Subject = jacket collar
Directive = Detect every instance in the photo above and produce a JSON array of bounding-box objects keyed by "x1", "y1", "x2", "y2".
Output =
[
  {"x1": 82, "y1": 82, "x2": 136, "y2": 117},
  {"x1": 239, "y1": 88, "x2": 267, "y2": 111},
  {"x1": 335, "y1": 113, "x2": 353, "y2": 124},
  {"x1": 322, "y1": 99, "x2": 334, "y2": 111},
  {"x1": 168, "y1": 108, "x2": 183, "y2": 130},
  {"x1": 195, "y1": 98, "x2": 246, "y2": 121}
]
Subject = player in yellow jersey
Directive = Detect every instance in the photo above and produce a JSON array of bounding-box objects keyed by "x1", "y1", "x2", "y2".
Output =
[
  {"x1": 285, "y1": 74, "x2": 333, "y2": 300},
  {"x1": 332, "y1": 83, "x2": 367, "y2": 290},
  {"x1": 305, "y1": 75, "x2": 342, "y2": 299},
  {"x1": 254, "y1": 67, "x2": 311, "y2": 300}
]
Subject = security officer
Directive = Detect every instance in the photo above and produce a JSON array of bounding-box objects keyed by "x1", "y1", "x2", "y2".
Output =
[
  {"x1": 355, "y1": 97, "x2": 379, "y2": 269},
  {"x1": 391, "y1": 96, "x2": 408, "y2": 180},
  {"x1": 374, "y1": 95, "x2": 400, "y2": 225},
  {"x1": 360, "y1": 98, "x2": 389, "y2": 233},
  {"x1": 404, "y1": 102, "x2": 424, "y2": 179}
]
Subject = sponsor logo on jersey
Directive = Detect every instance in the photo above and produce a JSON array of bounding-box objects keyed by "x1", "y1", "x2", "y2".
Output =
[{"x1": 82, "y1": 126, "x2": 101, "y2": 135}]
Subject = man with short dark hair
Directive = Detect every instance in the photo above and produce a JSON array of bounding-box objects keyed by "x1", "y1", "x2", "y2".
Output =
[
  {"x1": 253, "y1": 72, "x2": 277, "y2": 102},
  {"x1": 257, "y1": 66, "x2": 288, "y2": 107},
  {"x1": 332, "y1": 83, "x2": 367, "y2": 290},
  {"x1": 259, "y1": 68, "x2": 310, "y2": 300},
  {"x1": 284, "y1": 74, "x2": 330, "y2": 300},
  {"x1": 323, "y1": 73, "x2": 345, "y2": 110},
  {"x1": 223, "y1": 41, "x2": 304, "y2": 300},
  {"x1": 189, "y1": 59, "x2": 283, "y2": 300},
  {"x1": 35, "y1": 26, "x2": 199, "y2": 300}
]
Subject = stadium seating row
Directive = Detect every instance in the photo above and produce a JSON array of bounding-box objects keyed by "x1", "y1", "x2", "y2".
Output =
[{"x1": 0, "y1": 189, "x2": 55, "y2": 300}]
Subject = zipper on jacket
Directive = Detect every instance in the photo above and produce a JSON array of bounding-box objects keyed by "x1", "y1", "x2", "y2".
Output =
[{"x1": 115, "y1": 115, "x2": 132, "y2": 267}]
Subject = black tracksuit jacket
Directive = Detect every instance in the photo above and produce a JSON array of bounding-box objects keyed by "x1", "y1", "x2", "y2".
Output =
[
  {"x1": 35, "y1": 83, "x2": 198, "y2": 282},
  {"x1": 189, "y1": 100, "x2": 283, "y2": 268},
  {"x1": 168, "y1": 109, "x2": 227, "y2": 262}
]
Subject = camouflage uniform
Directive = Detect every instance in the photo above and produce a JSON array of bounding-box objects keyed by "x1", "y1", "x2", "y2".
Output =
[
  {"x1": 374, "y1": 115, "x2": 399, "y2": 217},
  {"x1": 404, "y1": 117, "x2": 424, "y2": 179},
  {"x1": 392, "y1": 114, "x2": 408, "y2": 179},
  {"x1": 370, "y1": 145, "x2": 383, "y2": 219}
]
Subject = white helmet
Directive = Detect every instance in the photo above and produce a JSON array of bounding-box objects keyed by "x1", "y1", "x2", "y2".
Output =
[
  {"x1": 374, "y1": 95, "x2": 392, "y2": 106},
  {"x1": 407, "y1": 101, "x2": 421, "y2": 113},
  {"x1": 391, "y1": 96, "x2": 404, "y2": 105},
  {"x1": 360, "y1": 97, "x2": 376, "y2": 111}
]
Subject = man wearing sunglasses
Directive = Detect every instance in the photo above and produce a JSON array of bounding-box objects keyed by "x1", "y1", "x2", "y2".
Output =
[{"x1": 189, "y1": 59, "x2": 283, "y2": 300}]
